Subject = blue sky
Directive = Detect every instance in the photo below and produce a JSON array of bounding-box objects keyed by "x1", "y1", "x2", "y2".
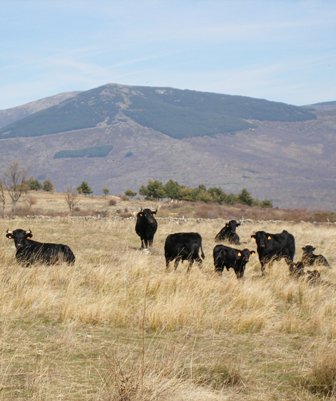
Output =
[{"x1": 1, "y1": 0, "x2": 335, "y2": 109}]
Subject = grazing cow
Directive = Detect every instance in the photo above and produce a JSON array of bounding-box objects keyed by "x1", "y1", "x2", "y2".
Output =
[
  {"x1": 213, "y1": 244, "x2": 255, "y2": 279},
  {"x1": 135, "y1": 208, "x2": 158, "y2": 248},
  {"x1": 251, "y1": 230, "x2": 295, "y2": 274},
  {"x1": 301, "y1": 245, "x2": 330, "y2": 267},
  {"x1": 164, "y1": 232, "x2": 205, "y2": 272},
  {"x1": 215, "y1": 219, "x2": 240, "y2": 244},
  {"x1": 6, "y1": 228, "x2": 75, "y2": 266}
]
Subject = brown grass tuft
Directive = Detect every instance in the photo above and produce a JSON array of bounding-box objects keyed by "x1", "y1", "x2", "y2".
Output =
[{"x1": 301, "y1": 346, "x2": 336, "y2": 397}]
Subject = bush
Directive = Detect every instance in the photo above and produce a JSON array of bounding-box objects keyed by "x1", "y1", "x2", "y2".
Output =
[{"x1": 42, "y1": 179, "x2": 54, "y2": 192}]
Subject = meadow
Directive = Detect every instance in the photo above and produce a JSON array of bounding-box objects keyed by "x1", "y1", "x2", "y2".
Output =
[{"x1": 0, "y1": 192, "x2": 336, "y2": 400}]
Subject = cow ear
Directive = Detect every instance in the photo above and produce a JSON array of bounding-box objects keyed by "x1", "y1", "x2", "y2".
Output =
[
  {"x1": 250, "y1": 250, "x2": 256, "y2": 254},
  {"x1": 6, "y1": 230, "x2": 13, "y2": 239},
  {"x1": 26, "y1": 229, "x2": 33, "y2": 238},
  {"x1": 251, "y1": 234, "x2": 255, "y2": 239}
]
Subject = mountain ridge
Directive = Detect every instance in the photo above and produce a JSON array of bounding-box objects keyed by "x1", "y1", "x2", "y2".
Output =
[
  {"x1": 0, "y1": 83, "x2": 315, "y2": 139},
  {"x1": 0, "y1": 83, "x2": 334, "y2": 211}
]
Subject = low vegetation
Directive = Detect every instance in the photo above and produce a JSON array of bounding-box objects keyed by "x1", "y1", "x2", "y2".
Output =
[
  {"x1": 139, "y1": 179, "x2": 272, "y2": 207},
  {"x1": 0, "y1": 192, "x2": 336, "y2": 400}
]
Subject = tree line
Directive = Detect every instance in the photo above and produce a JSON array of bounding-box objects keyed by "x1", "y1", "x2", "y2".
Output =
[
  {"x1": 138, "y1": 179, "x2": 273, "y2": 208},
  {"x1": 0, "y1": 161, "x2": 272, "y2": 218}
]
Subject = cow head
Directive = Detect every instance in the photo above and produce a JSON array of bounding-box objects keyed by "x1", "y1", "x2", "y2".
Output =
[
  {"x1": 302, "y1": 245, "x2": 315, "y2": 254},
  {"x1": 137, "y1": 208, "x2": 157, "y2": 223},
  {"x1": 235, "y1": 249, "x2": 255, "y2": 278},
  {"x1": 251, "y1": 231, "x2": 271, "y2": 248},
  {"x1": 227, "y1": 220, "x2": 240, "y2": 231},
  {"x1": 6, "y1": 229, "x2": 33, "y2": 249}
]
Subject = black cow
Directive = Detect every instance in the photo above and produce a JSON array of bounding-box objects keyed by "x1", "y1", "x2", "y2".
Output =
[
  {"x1": 215, "y1": 220, "x2": 240, "y2": 244},
  {"x1": 301, "y1": 245, "x2": 330, "y2": 267},
  {"x1": 251, "y1": 230, "x2": 295, "y2": 274},
  {"x1": 135, "y1": 208, "x2": 158, "y2": 248},
  {"x1": 289, "y1": 261, "x2": 305, "y2": 278},
  {"x1": 213, "y1": 244, "x2": 255, "y2": 279},
  {"x1": 289, "y1": 261, "x2": 321, "y2": 284},
  {"x1": 164, "y1": 232, "x2": 205, "y2": 272},
  {"x1": 6, "y1": 228, "x2": 75, "y2": 266}
]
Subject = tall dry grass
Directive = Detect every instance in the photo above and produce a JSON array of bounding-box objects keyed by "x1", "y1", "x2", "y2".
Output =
[{"x1": 0, "y1": 215, "x2": 336, "y2": 400}]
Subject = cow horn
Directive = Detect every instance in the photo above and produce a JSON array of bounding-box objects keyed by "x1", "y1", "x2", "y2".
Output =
[{"x1": 6, "y1": 229, "x2": 13, "y2": 239}]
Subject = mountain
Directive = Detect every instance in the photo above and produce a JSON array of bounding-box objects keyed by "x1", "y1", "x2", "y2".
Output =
[
  {"x1": 0, "y1": 83, "x2": 335, "y2": 210},
  {"x1": 0, "y1": 91, "x2": 79, "y2": 128}
]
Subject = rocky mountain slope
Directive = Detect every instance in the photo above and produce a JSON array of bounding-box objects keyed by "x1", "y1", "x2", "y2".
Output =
[{"x1": 0, "y1": 84, "x2": 334, "y2": 210}]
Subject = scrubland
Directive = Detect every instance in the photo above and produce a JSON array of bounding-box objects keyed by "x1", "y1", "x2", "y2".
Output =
[{"x1": 0, "y1": 193, "x2": 336, "y2": 400}]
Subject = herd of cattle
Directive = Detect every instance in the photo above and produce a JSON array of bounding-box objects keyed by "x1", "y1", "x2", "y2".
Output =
[{"x1": 5, "y1": 208, "x2": 331, "y2": 281}]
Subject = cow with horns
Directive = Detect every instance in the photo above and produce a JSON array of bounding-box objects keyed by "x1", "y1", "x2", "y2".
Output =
[
  {"x1": 6, "y1": 228, "x2": 75, "y2": 266},
  {"x1": 251, "y1": 229, "x2": 295, "y2": 274},
  {"x1": 135, "y1": 208, "x2": 158, "y2": 248}
]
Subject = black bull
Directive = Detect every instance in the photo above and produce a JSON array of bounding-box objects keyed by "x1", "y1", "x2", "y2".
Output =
[
  {"x1": 213, "y1": 244, "x2": 255, "y2": 278},
  {"x1": 164, "y1": 232, "x2": 205, "y2": 272},
  {"x1": 215, "y1": 219, "x2": 240, "y2": 244},
  {"x1": 135, "y1": 208, "x2": 158, "y2": 248},
  {"x1": 6, "y1": 228, "x2": 75, "y2": 266},
  {"x1": 251, "y1": 230, "x2": 295, "y2": 273}
]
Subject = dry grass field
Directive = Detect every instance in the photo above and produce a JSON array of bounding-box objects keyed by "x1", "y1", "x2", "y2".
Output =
[{"x1": 0, "y1": 192, "x2": 336, "y2": 400}]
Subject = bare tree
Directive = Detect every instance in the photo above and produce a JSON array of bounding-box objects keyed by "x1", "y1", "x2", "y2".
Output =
[
  {"x1": 0, "y1": 181, "x2": 6, "y2": 218},
  {"x1": 64, "y1": 187, "x2": 79, "y2": 215},
  {"x1": 3, "y1": 161, "x2": 27, "y2": 217}
]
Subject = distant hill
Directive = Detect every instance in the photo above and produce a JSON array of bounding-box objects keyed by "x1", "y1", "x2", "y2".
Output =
[
  {"x1": 0, "y1": 84, "x2": 315, "y2": 139},
  {"x1": 0, "y1": 92, "x2": 79, "y2": 129},
  {"x1": 0, "y1": 83, "x2": 335, "y2": 211},
  {"x1": 306, "y1": 101, "x2": 336, "y2": 111}
]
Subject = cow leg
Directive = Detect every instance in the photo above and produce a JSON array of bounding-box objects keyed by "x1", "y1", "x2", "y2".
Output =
[
  {"x1": 261, "y1": 262, "x2": 266, "y2": 275},
  {"x1": 174, "y1": 258, "x2": 181, "y2": 270},
  {"x1": 187, "y1": 260, "x2": 193, "y2": 273},
  {"x1": 165, "y1": 258, "x2": 170, "y2": 270},
  {"x1": 195, "y1": 257, "x2": 203, "y2": 269}
]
